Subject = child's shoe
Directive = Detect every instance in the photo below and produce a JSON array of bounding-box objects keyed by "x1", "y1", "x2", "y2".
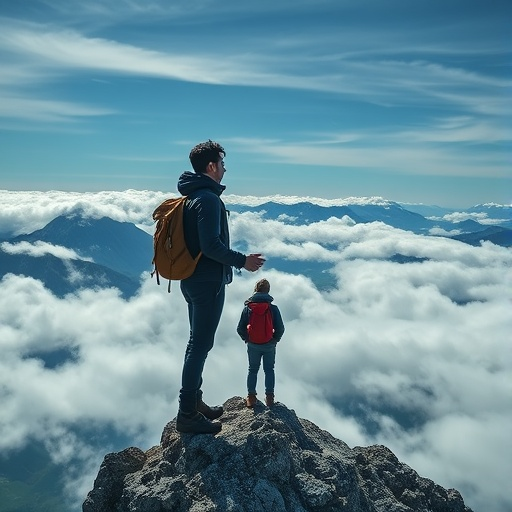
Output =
[
  {"x1": 265, "y1": 393, "x2": 275, "y2": 406},
  {"x1": 246, "y1": 394, "x2": 257, "y2": 408}
]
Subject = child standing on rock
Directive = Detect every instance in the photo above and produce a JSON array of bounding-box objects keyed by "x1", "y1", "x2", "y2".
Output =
[{"x1": 237, "y1": 279, "x2": 285, "y2": 407}]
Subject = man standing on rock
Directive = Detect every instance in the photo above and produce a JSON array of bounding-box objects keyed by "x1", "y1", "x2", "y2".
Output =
[{"x1": 175, "y1": 140, "x2": 265, "y2": 434}]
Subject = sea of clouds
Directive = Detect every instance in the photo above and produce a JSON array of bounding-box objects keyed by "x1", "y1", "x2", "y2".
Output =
[{"x1": 0, "y1": 190, "x2": 511, "y2": 512}]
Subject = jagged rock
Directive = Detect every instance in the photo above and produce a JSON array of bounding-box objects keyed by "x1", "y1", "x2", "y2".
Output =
[
  {"x1": 82, "y1": 446, "x2": 146, "y2": 512},
  {"x1": 83, "y1": 397, "x2": 472, "y2": 512}
]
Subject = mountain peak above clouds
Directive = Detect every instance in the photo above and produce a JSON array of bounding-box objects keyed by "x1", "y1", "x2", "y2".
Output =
[
  {"x1": 12, "y1": 213, "x2": 152, "y2": 279},
  {"x1": 0, "y1": 212, "x2": 153, "y2": 299},
  {"x1": 83, "y1": 397, "x2": 472, "y2": 512}
]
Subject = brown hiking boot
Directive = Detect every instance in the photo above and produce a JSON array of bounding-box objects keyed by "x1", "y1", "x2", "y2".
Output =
[
  {"x1": 176, "y1": 412, "x2": 221, "y2": 434},
  {"x1": 265, "y1": 393, "x2": 275, "y2": 406},
  {"x1": 197, "y1": 399, "x2": 223, "y2": 420},
  {"x1": 246, "y1": 394, "x2": 257, "y2": 408},
  {"x1": 196, "y1": 390, "x2": 223, "y2": 420}
]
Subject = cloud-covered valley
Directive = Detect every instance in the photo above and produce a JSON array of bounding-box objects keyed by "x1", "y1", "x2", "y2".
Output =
[{"x1": 0, "y1": 190, "x2": 510, "y2": 512}]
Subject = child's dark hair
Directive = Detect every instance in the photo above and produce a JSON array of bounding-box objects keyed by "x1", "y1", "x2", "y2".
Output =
[
  {"x1": 189, "y1": 140, "x2": 225, "y2": 174},
  {"x1": 254, "y1": 279, "x2": 270, "y2": 293}
]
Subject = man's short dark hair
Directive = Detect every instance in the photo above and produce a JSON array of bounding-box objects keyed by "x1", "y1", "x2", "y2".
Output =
[{"x1": 189, "y1": 140, "x2": 226, "y2": 174}]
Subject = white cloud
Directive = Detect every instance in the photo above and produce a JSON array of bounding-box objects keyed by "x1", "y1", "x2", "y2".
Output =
[
  {"x1": 434, "y1": 211, "x2": 508, "y2": 225},
  {"x1": 0, "y1": 189, "x2": 170, "y2": 236},
  {"x1": 1, "y1": 240, "x2": 92, "y2": 260},
  {"x1": 428, "y1": 227, "x2": 461, "y2": 236},
  {"x1": 0, "y1": 190, "x2": 511, "y2": 512}
]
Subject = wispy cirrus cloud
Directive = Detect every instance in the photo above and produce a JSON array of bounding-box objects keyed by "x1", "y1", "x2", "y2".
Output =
[
  {"x1": 0, "y1": 95, "x2": 115, "y2": 122},
  {"x1": 0, "y1": 25, "x2": 274, "y2": 86},
  {"x1": 226, "y1": 135, "x2": 510, "y2": 178},
  {"x1": 0, "y1": 1, "x2": 509, "y2": 202},
  {"x1": 0, "y1": 15, "x2": 510, "y2": 121}
]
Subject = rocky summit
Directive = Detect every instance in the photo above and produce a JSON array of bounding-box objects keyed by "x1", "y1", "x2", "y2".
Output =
[{"x1": 83, "y1": 397, "x2": 472, "y2": 512}]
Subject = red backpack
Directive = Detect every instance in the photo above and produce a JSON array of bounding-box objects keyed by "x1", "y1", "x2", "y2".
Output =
[{"x1": 247, "y1": 302, "x2": 274, "y2": 344}]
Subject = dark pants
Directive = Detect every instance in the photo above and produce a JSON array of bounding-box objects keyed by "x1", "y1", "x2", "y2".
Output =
[{"x1": 179, "y1": 280, "x2": 225, "y2": 414}]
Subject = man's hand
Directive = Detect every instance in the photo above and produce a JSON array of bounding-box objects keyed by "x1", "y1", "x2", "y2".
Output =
[{"x1": 244, "y1": 253, "x2": 265, "y2": 272}]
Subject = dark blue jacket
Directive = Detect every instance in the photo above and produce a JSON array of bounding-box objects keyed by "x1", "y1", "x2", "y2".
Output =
[
  {"x1": 177, "y1": 171, "x2": 246, "y2": 284},
  {"x1": 237, "y1": 292, "x2": 285, "y2": 343}
]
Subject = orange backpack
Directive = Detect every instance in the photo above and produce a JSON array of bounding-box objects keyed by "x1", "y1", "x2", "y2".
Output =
[{"x1": 151, "y1": 197, "x2": 201, "y2": 291}]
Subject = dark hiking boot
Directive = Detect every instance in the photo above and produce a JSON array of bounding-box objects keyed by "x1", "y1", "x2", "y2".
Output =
[
  {"x1": 176, "y1": 412, "x2": 221, "y2": 434},
  {"x1": 196, "y1": 398, "x2": 224, "y2": 420},
  {"x1": 265, "y1": 393, "x2": 275, "y2": 407},
  {"x1": 246, "y1": 394, "x2": 257, "y2": 408}
]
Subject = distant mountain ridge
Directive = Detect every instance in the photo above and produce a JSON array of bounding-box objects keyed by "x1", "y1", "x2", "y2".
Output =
[
  {"x1": 0, "y1": 212, "x2": 153, "y2": 298},
  {"x1": 1, "y1": 202, "x2": 510, "y2": 302},
  {"x1": 229, "y1": 200, "x2": 512, "y2": 235},
  {"x1": 451, "y1": 226, "x2": 512, "y2": 247}
]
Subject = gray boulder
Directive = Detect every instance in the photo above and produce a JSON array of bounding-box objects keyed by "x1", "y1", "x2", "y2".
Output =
[{"x1": 83, "y1": 397, "x2": 472, "y2": 512}]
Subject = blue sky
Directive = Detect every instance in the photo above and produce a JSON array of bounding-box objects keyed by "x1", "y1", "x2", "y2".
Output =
[{"x1": 0, "y1": 0, "x2": 510, "y2": 207}]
